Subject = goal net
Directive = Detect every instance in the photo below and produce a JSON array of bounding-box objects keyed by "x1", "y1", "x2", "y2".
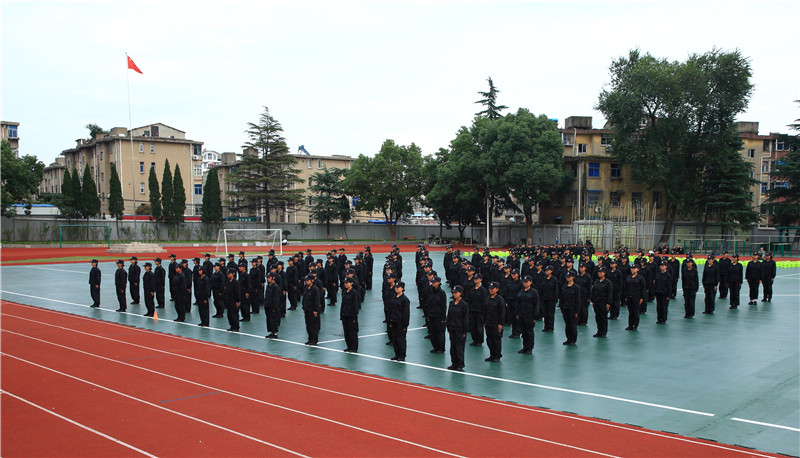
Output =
[{"x1": 214, "y1": 228, "x2": 283, "y2": 258}]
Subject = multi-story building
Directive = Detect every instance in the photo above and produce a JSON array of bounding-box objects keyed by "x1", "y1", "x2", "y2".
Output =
[
  {"x1": 39, "y1": 157, "x2": 67, "y2": 194},
  {"x1": 55, "y1": 123, "x2": 203, "y2": 217},
  {"x1": 1, "y1": 121, "x2": 20, "y2": 157}
]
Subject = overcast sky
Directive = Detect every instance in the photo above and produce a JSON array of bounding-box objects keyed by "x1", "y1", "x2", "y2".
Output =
[{"x1": 3, "y1": 0, "x2": 798, "y2": 165}]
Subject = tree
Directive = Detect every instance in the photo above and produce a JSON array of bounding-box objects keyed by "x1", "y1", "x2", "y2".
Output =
[
  {"x1": 148, "y1": 165, "x2": 161, "y2": 221},
  {"x1": 344, "y1": 139, "x2": 424, "y2": 240},
  {"x1": 80, "y1": 165, "x2": 100, "y2": 219},
  {"x1": 71, "y1": 168, "x2": 82, "y2": 214},
  {"x1": 172, "y1": 164, "x2": 186, "y2": 225},
  {"x1": 597, "y1": 48, "x2": 754, "y2": 245},
  {"x1": 699, "y1": 138, "x2": 760, "y2": 233},
  {"x1": 475, "y1": 77, "x2": 508, "y2": 120},
  {"x1": 85, "y1": 123, "x2": 108, "y2": 140},
  {"x1": 201, "y1": 167, "x2": 223, "y2": 223},
  {"x1": 228, "y1": 107, "x2": 304, "y2": 227},
  {"x1": 0, "y1": 140, "x2": 45, "y2": 217},
  {"x1": 422, "y1": 148, "x2": 483, "y2": 241},
  {"x1": 763, "y1": 103, "x2": 800, "y2": 242},
  {"x1": 58, "y1": 162, "x2": 78, "y2": 219},
  {"x1": 161, "y1": 159, "x2": 173, "y2": 223},
  {"x1": 309, "y1": 167, "x2": 352, "y2": 239},
  {"x1": 108, "y1": 165, "x2": 124, "y2": 234}
]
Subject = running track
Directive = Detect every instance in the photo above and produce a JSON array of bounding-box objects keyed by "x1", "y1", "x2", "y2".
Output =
[{"x1": 0, "y1": 301, "x2": 778, "y2": 457}]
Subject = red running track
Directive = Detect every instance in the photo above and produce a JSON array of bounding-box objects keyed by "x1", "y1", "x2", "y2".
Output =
[{"x1": 0, "y1": 300, "x2": 779, "y2": 457}]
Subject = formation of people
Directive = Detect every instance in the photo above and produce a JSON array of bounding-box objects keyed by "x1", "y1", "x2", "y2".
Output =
[{"x1": 88, "y1": 243, "x2": 778, "y2": 372}]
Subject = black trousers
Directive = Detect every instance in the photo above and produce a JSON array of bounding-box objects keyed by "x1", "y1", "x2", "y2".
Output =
[
  {"x1": 729, "y1": 283, "x2": 741, "y2": 306},
  {"x1": 719, "y1": 277, "x2": 729, "y2": 299},
  {"x1": 144, "y1": 291, "x2": 155, "y2": 316},
  {"x1": 578, "y1": 299, "x2": 590, "y2": 325},
  {"x1": 704, "y1": 285, "x2": 716, "y2": 313},
  {"x1": 129, "y1": 281, "x2": 140, "y2": 303},
  {"x1": 212, "y1": 291, "x2": 224, "y2": 316},
  {"x1": 656, "y1": 293, "x2": 669, "y2": 322},
  {"x1": 174, "y1": 297, "x2": 186, "y2": 321},
  {"x1": 763, "y1": 278, "x2": 773, "y2": 300},
  {"x1": 640, "y1": 293, "x2": 649, "y2": 314},
  {"x1": 428, "y1": 317, "x2": 445, "y2": 352},
  {"x1": 542, "y1": 299, "x2": 557, "y2": 331},
  {"x1": 748, "y1": 279, "x2": 760, "y2": 301},
  {"x1": 327, "y1": 283, "x2": 338, "y2": 304},
  {"x1": 197, "y1": 298, "x2": 210, "y2": 325},
  {"x1": 485, "y1": 322, "x2": 502, "y2": 359},
  {"x1": 627, "y1": 299, "x2": 640, "y2": 329},
  {"x1": 389, "y1": 322, "x2": 407, "y2": 358},
  {"x1": 304, "y1": 310, "x2": 320, "y2": 344},
  {"x1": 503, "y1": 300, "x2": 515, "y2": 326},
  {"x1": 239, "y1": 294, "x2": 251, "y2": 320},
  {"x1": 469, "y1": 311, "x2": 484, "y2": 344},
  {"x1": 448, "y1": 331, "x2": 466, "y2": 369},
  {"x1": 593, "y1": 302, "x2": 608, "y2": 336},
  {"x1": 288, "y1": 287, "x2": 298, "y2": 309},
  {"x1": 562, "y1": 308, "x2": 578, "y2": 343},
  {"x1": 519, "y1": 315, "x2": 535, "y2": 351},
  {"x1": 226, "y1": 300, "x2": 239, "y2": 330},
  {"x1": 156, "y1": 287, "x2": 165, "y2": 308},
  {"x1": 116, "y1": 288, "x2": 127, "y2": 311},
  {"x1": 609, "y1": 294, "x2": 621, "y2": 319},
  {"x1": 266, "y1": 307, "x2": 281, "y2": 333},
  {"x1": 90, "y1": 285, "x2": 100, "y2": 307},
  {"x1": 684, "y1": 290, "x2": 696, "y2": 317},
  {"x1": 342, "y1": 317, "x2": 358, "y2": 350}
]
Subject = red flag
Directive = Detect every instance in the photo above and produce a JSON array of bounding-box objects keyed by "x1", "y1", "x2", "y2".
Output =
[{"x1": 127, "y1": 56, "x2": 143, "y2": 74}]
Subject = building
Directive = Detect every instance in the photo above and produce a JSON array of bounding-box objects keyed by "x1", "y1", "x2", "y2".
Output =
[
  {"x1": 55, "y1": 123, "x2": 203, "y2": 217},
  {"x1": 1, "y1": 121, "x2": 20, "y2": 157},
  {"x1": 39, "y1": 157, "x2": 67, "y2": 194}
]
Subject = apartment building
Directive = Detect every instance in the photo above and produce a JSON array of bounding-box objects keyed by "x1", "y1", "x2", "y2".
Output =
[{"x1": 1, "y1": 121, "x2": 20, "y2": 157}]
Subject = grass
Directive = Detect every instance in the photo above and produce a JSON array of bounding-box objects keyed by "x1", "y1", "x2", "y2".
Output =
[{"x1": 1, "y1": 256, "x2": 123, "y2": 265}]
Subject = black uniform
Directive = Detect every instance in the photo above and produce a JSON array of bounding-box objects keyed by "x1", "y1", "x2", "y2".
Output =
[
  {"x1": 591, "y1": 278, "x2": 612, "y2": 337},
  {"x1": 115, "y1": 267, "x2": 128, "y2": 311},
  {"x1": 286, "y1": 263, "x2": 300, "y2": 310},
  {"x1": 167, "y1": 259, "x2": 178, "y2": 301},
  {"x1": 560, "y1": 282, "x2": 580, "y2": 344},
  {"x1": 249, "y1": 266, "x2": 264, "y2": 314},
  {"x1": 484, "y1": 294, "x2": 506, "y2": 361},
  {"x1": 143, "y1": 269, "x2": 156, "y2": 316},
  {"x1": 154, "y1": 263, "x2": 166, "y2": 308},
  {"x1": 446, "y1": 297, "x2": 469, "y2": 370},
  {"x1": 196, "y1": 274, "x2": 211, "y2": 326},
  {"x1": 668, "y1": 258, "x2": 680, "y2": 298},
  {"x1": 265, "y1": 281, "x2": 283, "y2": 334},
  {"x1": 89, "y1": 265, "x2": 101, "y2": 307},
  {"x1": 762, "y1": 258, "x2": 776, "y2": 302},
  {"x1": 325, "y1": 260, "x2": 339, "y2": 305},
  {"x1": 211, "y1": 269, "x2": 225, "y2": 317},
  {"x1": 466, "y1": 285, "x2": 488, "y2": 346},
  {"x1": 728, "y1": 262, "x2": 743, "y2": 307},
  {"x1": 607, "y1": 267, "x2": 623, "y2": 319},
  {"x1": 654, "y1": 269, "x2": 672, "y2": 323},
  {"x1": 624, "y1": 274, "x2": 646, "y2": 330},
  {"x1": 387, "y1": 292, "x2": 411, "y2": 360},
  {"x1": 575, "y1": 273, "x2": 592, "y2": 326},
  {"x1": 170, "y1": 271, "x2": 187, "y2": 322},
  {"x1": 516, "y1": 286, "x2": 539, "y2": 353},
  {"x1": 182, "y1": 266, "x2": 193, "y2": 313},
  {"x1": 128, "y1": 263, "x2": 141, "y2": 304},
  {"x1": 302, "y1": 283, "x2": 322, "y2": 345},
  {"x1": 745, "y1": 260, "x2": 763, "y2": 303},
  {"x1": 682, "y1": 266, "x2": 699, "y2": 317},
  {"x1": 717, "y1": 256, "x2": 731, "y2": 299},
  {"x1": 702, "y1": 262, "x2": 719, "y2": 314},
  {"x1": 538, "y1": 275, "x2": 559, "y2": 332},
  {"x1": 340, "y1": 286, "x2": 361, "y2": 352},
  {"x1": 423, "y1": 285, "x2": 448, "y2": 353},
  {"x1": 238, "y1": 269, "x2": 252, "y2": 321},
  {"x1": 222, "y1": 275, "x2": 242, "y2": 331}
]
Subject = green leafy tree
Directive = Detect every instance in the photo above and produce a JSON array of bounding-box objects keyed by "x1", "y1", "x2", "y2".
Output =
[
  {"x1": 161, "y1": 159, "x2": 173, "y2": 223},
  {"x1": 763, "y1": 104, "x2": 800, "y2": 243},
  {"x1": 148, "y1": 165, "x2": 161, "y2": 221},
  {"x1": 0, "y1": 140, "x2": 45, "y2": 217},
  {"x1": 172, "y1": 164, "x2": 186, "y2": 225},
  {"x1": 108, "y1": 165, "x2": 124, "y2": 235},
  {"x1": 475, "y1": 77, "x2": 508, "y2": 120},
  {"x1": 309, "y1": 167, "x2": 352, "y2": 239},
  {"x1": 597, "y1": 48, "x2": 754, "y2": 245},
  {"x1": 201, "y1": 168, "x2": 223, "y2": 223},
  {"x1": 699, "y1": 140, "x2": 760, "y2": 232},
  {"x1": 85, "y1": 123, "x2": 108, "y2": 140},
  {"x1": 344, "y1": 139, "x2": 424, "y2": 240},
  {"x1": 80, "y1": 165, "x2": 100, "y2": 219},
  {"x1": 228, "y1": 107, "x2": 304, "y2": 227},
  {"x1": 58, "y1": 163, "x2": 78, "y2": 218},
  {"x1": 422, "y1": 148, "x2": 482, "y2": 241},
  {"x1": 71, "y1": 168, "x2": 82, "y2": 213}
]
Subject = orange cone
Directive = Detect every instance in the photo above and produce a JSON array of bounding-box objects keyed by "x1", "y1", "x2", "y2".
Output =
[{"x1": 153, "y1": 310, "x2": 158, "y2": 321}]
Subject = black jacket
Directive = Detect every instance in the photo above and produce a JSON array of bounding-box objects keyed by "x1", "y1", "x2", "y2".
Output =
[
  {"x1": 624, "y1": 275, "x2": 646, "y2": 302},
  {"x1": 653, "y1": 270, "x2": 672, "y2": 295},
  {"x1": 560, "y1": 283, "x2": 581, "y2": 312},
  {"x1": 115, "y1": 268, "x2": 127, "y2": 289},
  {"x1": 745, "y1": 261, "x2": 763, "y2": 281},
  {"x1": 466, "y1": 285, "x2": 488, "y2": 313},
  {"x1": 302, "y1": 284, "x2": 321, "y2": 313},
  {"x1": 387, "y1": 293, "x2": 410, "y2": 328},
  {"x1": 89, "y1": 266, "x2": 101, "y2": 286},
  {"x1": 340, "y1": 287, "x2": 361, "y2": 319},
  {"x1": 446, "y1": 298, "x2": 469, "y2": 334},
  {"x1": 728, "y1": 263, "x2": 743, "y2": 285},
  {"x1": 516, "y1": 286, "x2": 540, "y2": 319},
  {"x1": 682, "y1": 268, "x2": 699, "y2": 293},
  {"x1": 196, "y1": 275, "x2": 211, "y2": 300},
  {"x1": 128, "y1": 263, "x2": 141, "y2": 283},
  {"x1": 484, "y1": 294, "x2": 506, "y2": 324},
  {"x1": 424, "y1": 286, "x2": 447, "y2": 319},
  {"x1": 265, "y1": 282, "x2": 282, "y2": 310},
  {"x1": 143, "y1": 270, "x2": 156, "y2": 293},
  {"x1": 591, "y1": 278, "x2": 612, "y2": 305},
  {"x1": 702, "y1": 263, "x2": 719, "y2": 286}
]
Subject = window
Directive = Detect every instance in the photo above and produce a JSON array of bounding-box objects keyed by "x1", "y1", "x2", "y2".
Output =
[
  {"x1": 775, "y1": 140, "x2": 786, "y2": 151},
  {"x1": 747, "y1": 149, "x2": 755, "y2": 158},
  {"x1": 150, "y1": 142, "x2": 155, "y2": 153},
  {"x1": 193, "y1": 144, "x2": 202, "y2": 156},
  {"x1": 749, "y1": 170, "x2": 754, "y2": 179},
  {"x1": 610, "y1": 192, "x2": 621, "y2": 207},
  {"x1": 101, "y1": 172, "x2": 104, "y2": 182},
  {"x1": 193, "y1": 164, "x2": 202, "y2": 176},
  {"x1": 308, "y1": 196, "x2": 313, "y2": 206},
  {"x1": 194, "y1": 184, "x2": 203, "y2": 195},
  {"x1": 99, "y1": 151, "x2": 103, "y2": 161},
  {"x1": 632, "y1": 192, "x2": 643, "y2": 206},
  {"x1": 139, "y1": 162, "x2": 145, "y2": 173},
  {"x1": 578, "y1": 144, "x2": 588, "y2": 154},
  {"x1": 317, "y1": 159, "x2": 322, "y2": 169},
  {"x1": 307, "y1": 158, "x2": 312, "y2": 169},
  {"x1": 761, "y1": 182, "x2": 768, "y2": 194},
  {"x1": 588, "y1": 162, "x2": 600, "y2": 177},
  {"x1": 562, "y1": 133, "x2": 573, "y2": 145},
  {"x1": 570, "y1": 191, "x2": 578, "y2": 207},
  {"x1": 571, "y1": 163, "x2": 578, "y2": 177},
  {"x1": 151, "y1": 162, "x2": 156, "y2": 170},
  {"x1": 653, "y1": 191, "x2": 662, "y2": 208},
  {"x1": 352, "y1": 196, "x2": 359, "y2": 208},
  {"x1": 194, "y1": 204, "x2": 202, "y2": 216},
  {"x1": 587, "y1": 191, "x2": 602, "y2": 207},
  {"x1": 600, "y1": 134, "x2": 611, "y2": 146},
  {"x1": 762, "y1": 162, "x2": 770, "y2": 173},
  {"x1": 610, "y1": 163, "x2": 621, "y2": 179},
  {"x1": 140, "y1": 182, "x2": 145, "y2": 194},
  {"x1": 7, "y1": 125, "x2": 17, "y2": 138},
  {"x1": 139, "y1": 142, "x2": 144, "y2": 153}
]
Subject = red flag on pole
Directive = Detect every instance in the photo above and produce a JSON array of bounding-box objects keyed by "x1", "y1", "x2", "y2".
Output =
[{"x1": 127, "y1": 56, "x2": 143, "y2": 74}]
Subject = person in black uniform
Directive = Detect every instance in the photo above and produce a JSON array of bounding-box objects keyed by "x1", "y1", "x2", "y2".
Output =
[
  {"x1": 286, "y1": 257, "x2": 300, "y2": 311},
  {"x1": 702, "y1": 255, "x2": 719, "y2": 314},
  {"x1": 202, "y1": 253, "x2": 214, "y2": 277},
  {"x1": 89, "y1": 259, "x2": 101, "y2": 308},
  {"x1": 114, "y1": 260, "x2": 128, "y2": 312},
  {"x1": 142, "y1": 262, "x2": 156, "y2": 317},
  {"x1": 237, "y1": 264, "x2": 251, "y2": 322},
  {"x1": 607, "y1": 260, "x2": 622, "y2": 320},
  {"x1": 154, "y1": 258, "x2": 166, "y2": 309},
  {"x1": 575, "y1": 264, "x2": 592, "y2": 326},
  {"x1": 364, "y1": 246, "x2": 374, "y2": 290},
  {"x1": 591, "y1": 268, "x2": 612, "y2": 338},
  {"x1": 539, "y1": 266, "x2": 559, "y2": 332},
  {"x1": 624, "y1": 264, "x2": 646, "y2": 330},
  {"x1": 249, "y1": 258, "x2": 263, "y2": 314},
  {"x1": 728, "y1": 254, "x2": 743, "y2": 309},
  {"x1": 237, "y1": 251, "x2": 248, "y2": 270},
  {"x1": 424, "y1": 276, "x2": 447, "y2": 354},
  {"x1": 340, "y1": 277, "x2": 361, "y2": 352},
  {"x1": 336, "y1": 248, "x2": 347, "y2": 283},
  {"x1": 167, "y1": 254, "x2": 178, "y2": 301},
  {"x1": 682, "y1": 258, "x2": 699, "y2": 318},
  {"x1": 654, "y1": 262, "x2": 672, "y2": 324},
  {"x1": 668, "y1": 253, "x2": 680, "y2": 300},
  {"x1": 223, "y1": 268, "x2": 242, "y2": 331},
  {"x1": 516, "y1": 276, "x2": 539, "y2": 354},
  {"x1": 226, "y1": 253, "x2": 238, "y2": 272},
  {"x1": 181, "y1": 259, "x2": 193, "y2": 313},
  {"x1": 387, "y1": 282, "x2": 411, "y2": 361},
  {"x1": 561, "y1": 271, "x2": 580, "y2": 345},
  {"x1": 265, "y1": 272, "x2": 283, "y2": 339},
  {"x1": 466, "y1": 274, "x2": 488, "y2": 346},
  {"x1": 382, "y1": 272, "x2": 397, "y2": 345},
  {"x1": 325, "y1": 255, "x2": 339, "y2": 306},
  {"x1": 484, "y1": 282, "x2": 505, "y2": 362},
  {"x1": 446, "y1": 285, "x2": 469, "y2": 371},
  {"x1": 128, "y1": 256, "x2": 141, "y2": 305},
  {"x1": 171, "y1": 264, "x2": 187, "y2": 322},
  {"x1": 745, "y1": 252, "x2": 763, "y2": 305},
  {"x1": 761, "y1": 252, "x2": 776, "y2": 302},
  {"x1": 192, "y1": 257, "x2": 202, "y2": 305},
  {"x1": 210, "y1": 263, "x2": 225, "y2": 317},
  {"x1": 196, "y1": 267, "x2": 211, "y2": 326},
  {"x1": 276, "y1": 261, "x2": 288, "y2": 317},
  {"x1": 302, "y1": 274, "x2": 322, "y2": 345},
  {"x1": 717, "y1": 251, "x2": 731, "y2": 300}
]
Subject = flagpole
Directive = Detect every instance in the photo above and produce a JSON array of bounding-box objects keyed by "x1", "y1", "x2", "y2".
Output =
[{"x1": 126, "y1": 52, "x2": 137, "y2": 226}]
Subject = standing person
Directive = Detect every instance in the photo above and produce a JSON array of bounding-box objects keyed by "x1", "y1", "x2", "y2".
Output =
[
  {"x1": 702, "y1": 255, "x2": 719, "y2": 314},
  {"x1": 249, "y1": 258, "x2": 263, "y2": 314},
  {"x1": 591, "y1": 268, "x2": 612, "y2": 338},
  {"x1": 717, "y1": 251, "x2": 731, "y2": 300},
  {"x1": 761, "y1": 252, "x2": 776, "y2": 302},
  {"x1": 223, "y1": 268, "x2": 242, "y2": 332},
  {"x1": 238, "y1": 264, "x2": 252, "y2": 322},
  {"x1": 424, "y1": 276, "x2": 447, "y2": 354},
  {"x1": 387, "y1": 282, "x2": 411, "y2": 362},
  {"x1": 154, "y1": 258, "x2": 166, "y2": 309},
  {"x1": 446, "y1": 285, "x2": 469, "y2": 371},
  {"x1": 340, "y1": 277, "x2": 361, "y2": 352},
  {"x1": 286, "y1": 256, "x2": 300, "y2": 311},
  {"x1": 624, "y1": 264, "x2": 646, "y2": 331},
  {"x1": 336, "y1": 248, "x2": 348, "y2": 284},
  {"x1": 745, "y1": 252, "x2": 763, "y2": 305},
  {"x1": 668, "y1": 253, "x2": 680, "y2": 299},
  {"x1": 171, "y1": 264, "x2": 187, "y2": 322},
  {"x1": 302, "y1": 274, "x2": 322, "y2": 345},
  {"x1": 202, "y1": 253, "x2": 214, "y2": 277},
  {"x1": 607, "y1": 260, "x2": 623, "y2": 320},
  {"x1": 484, "y1": 282, "x2": 505, "y2": 362},
  {"x1": 192, "y1": 257, "x2": 202, "y2": 305},
  {"x1": 654, "y1": 262, "x2": 672, "y2": 324},
  {"x1": 128, "y1": 256, "x2": 141, "y2": 305},
  {"x1": 516, "y1": 276, "x2": 539, "y2": 354},
  {"x1": 682, "y1": 258, "x2": 699, "y2": 318},
  {"x1": 575, "y1": 264, "x2": 592, "y2": 326},
  {"x1": 167, "y1": 254, "x2": 178, "y2": 301},
  {"x1": 181, "y1": 259, "x2": 193, "y2": 313},
  {"x1": 325, "y1": 255, "x2": 339, "y2": 306},
  {"x1": 142, "y1": 262, "x2": 156, "y2": 317},
  {"x1": 728, "y1": 254, "x2": 743, "y2": 309},
  {"x1": 276, "y1": 261, "x2": 288, "y2": 317},
  {"x1": 364, "y1": 246, "x2": 374, "y2": 290},
  {"x1": 89, "y1": 259, "x2": 101, "y2": 308},
  {"x1": 382, "y1": 272, "x2": 398, "y2": 345},
  {"x1": 210, "y1": 263, "x2": 225, "y2": 318},
  {"x1": 195, "y1": 267, "x2": 211, "y2": 326},
  {"x1": 560, "y1": 271, "x2": 580, "y2": 345},
  {"x1": 226, "y1": 254, "x2": 238, "y2": 272},
  {"x1": 539, "y1": 266, "x2": 559, "y2": 332},
  {"x1": 114, "y1": 260, "x2": 128, "y2": 312},
  {"x1": 264, "y1": 272, "x2": 283, "y2": 339},
  {"x1": 466, "y1": 274, "x2": 488, "y2": 347}
]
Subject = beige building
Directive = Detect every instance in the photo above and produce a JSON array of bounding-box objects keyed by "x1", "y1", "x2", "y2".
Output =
[
  {"x1": 39, "y1": 157, "x2": 67, "y2": 194},
  {"x1": 55, "y1": 123, "x2": 203, "y2": 217},
  {"x1": 737, "y1": 122, "x2": 791, "y2": 227},
  {"x1": 2, "y1": 121, "x2": 20, "y2": 157}
]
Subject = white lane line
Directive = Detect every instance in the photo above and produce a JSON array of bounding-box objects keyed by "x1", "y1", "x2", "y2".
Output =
[
  {"x1": 0, "y1": 352, "x2": 308, "y2": 457},
  {"x1": 1, "y1": 331, "x2": 464, "y2": 458},
  {"x1": 731, "y1": 417, "x2": 800, "y2": 432},
  {"x1": 22, "y1": 265, "x2": 102, "y2": 275},
  {"x1": 2, "y1": 303, "x2": 779, "y2": 457},
  {"x1": 317, "y1": 326, "x2": 427, "y2": 344},
  {"x1": 0, "y1": 290, "x2": 715, "y2": 417},
  {"x1": 0, "y1": 389, "x2": 157, "y2": 457},
  {"x1": 1, "y1": 313, "x2": 618, "y2": 458}
]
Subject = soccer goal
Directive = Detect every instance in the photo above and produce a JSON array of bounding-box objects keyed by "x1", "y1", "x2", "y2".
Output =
[{"x1": 214, "y1": 228, "x2": 283, "y2": 258}]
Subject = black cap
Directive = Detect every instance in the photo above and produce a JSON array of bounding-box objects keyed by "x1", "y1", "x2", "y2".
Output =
[
  {"x1": 304, "y1": 274, "x2": 315, "y2": 281},
  {"x1": 565, "y1": 271, "x2": 576, "y2": 278},
  {"x1": 631, "y1": 264, "x2": 640, "y2": 269},
  {"x1": 535, "y1": 260, "x2": 543, "y2": 266},
  {"x1": 488, "y1": 281, "x2": 500, "y2": 289},
  {"x1": 395, "y1": 282, "x2": 405, "y2": 289},
  {"x1": 545, "y1": 265, "x2": 554, "y2": 271},
  {"x1": 566, "y1": 258, "x2": 574, "y2": 264},
  {"x1": 269, "y1": 249, "x2": 275, "y2": 254},
  {"x1": 257, "y1": 255, "x2": 263, "y2": 260},
  {"x1": 511, "y1": 269, "x2": 519, "y2": 275},
  {"x1": 251, "y1": 258, "x2": 258, "y2": 263},
  {"x1": 766, "y1": 252, "x2": 773, "y2": 257},
  {"x1": 732, "y1": 253, "x2": 739, "y2": 258},
  {"x1": 193, "y1": 257, "x2": 200, "y2": 262},
  {"x1": 467, "y1": 266, "x2": 476, "y2": 272},
  {"x1": 473, "y1": 273, "x2": 483, "y2": 280},
  {"x1": 227, "y1": 268, "x2": 237, "y2": 274},
  {"x1": 307, "y1": 249, "x2": 313, "y2": 253},
  {"x1": 214, "y1": 262, "x2": 221, "y2": 268},
  {"x1": 155, "y1": 257, "x2": 162, "y2": 263},
  {"x1": 609, "y1": 259, "x2": 617, "y2": 264},
  {"x1": 267, "y1": 272, "x2": 277, "y2": 278},
  {"x1": 169, "y1": 253, "x2": 176, "y2": 258},
  {"x1": 432, "y1": 276, "x2": 442, "y2": 283},
  {"x1": 91, "y1": 259, "x2": 98, "y2": 263},
  {"x1": 117, "y1": 259, "x2": 124, "y2": 265},
  {"x1": 453, "y1": 285, "x2": 464, "y2": 293},
  {"x1": 228, "y1": 254, "x2": 235, "y2": 258},
  {"x1": 144, "y1": 262, "x2": 152, "y2": 268},
  {"x1": 343, "y1": 277, "x2": 354, "y2": 284},
  {"x1": 239, "y1": 251, "x2": 245, "y2": 255},
  {"x1": 130, "y1": 256, "x2": 137, "y2": 261},
  {"x1": 204, "y1": 253, "x2": 211, "y2": 257},
  {"x1": 522, "y1": 275, "x2": 533, "y2": 282},
  {"x1": 598, "y1": 267, "x2": 607, "y2": 273}
]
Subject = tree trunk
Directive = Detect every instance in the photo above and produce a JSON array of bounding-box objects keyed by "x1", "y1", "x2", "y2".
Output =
[
  {"x1": 525, "y1": 208, "x2": 534, "y2": 245},
  {"x1": 658, "y1": 204, "x2": 677, "y2": 248},
  {"x1": 388, "y1": 223, "x2": 397, "y2": 240},
  {"x1": 326, "y1": 220, "x2": 330, "y2": 239},
  {"x1": 439, "y1": 221, "x2": 443, "y2": 242},
  {"x1": 458, "y1": 224, "x2": 466, "y2": 241}
]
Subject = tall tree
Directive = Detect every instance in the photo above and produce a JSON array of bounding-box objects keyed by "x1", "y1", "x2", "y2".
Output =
[
  {"x1": 344, "y1": 139, "x2": 424, "y2": 240},
  {"x1": 148, "y1": 165, "x2": 161, "y2": 221},
  {"x1": 475, "y1": 77, "x2": 508, "y2": 120},
  {"x1": 80, "y1": 165, "x2": 100, "y2": 219},
  {"x1": 108, "y1": 165, "x2": 124, "y2": 235},
  {"x1": 699, "y1": 137, "x2": 760, "y2": 232},
  {"x1": 172, "y1": 164, "x2": 186, "y2": 225},
  {"x1": 309, "y1": 167, "x2": 352, "y2": 239},
  {"x1": 423, "y1": 148, "x2": 483, "y2": 241},
  {"x1": 597, "y1": 48, "x2": 754, "y2": 245},
  {"x1": 228, "y1": 107, "x2": 304, "y2": 227},
  {"x1": 201, "y1": 167, "x2": 223, "y2": 223},
  {"x1": 763, "y1": 104, "x2": 800, "y2": 242},
  {"x1": 161, "y1": 159, "x2": 173, "y2": 223},
  {"x1": 0, "y1": 140, "x2": 45, "y2": 217},
  {"x1": 58, "y1": 161, "x2": 77, "y2": 219},
  {"x1": 71, "y1": 168, "x2": 82, "y2": 213}
]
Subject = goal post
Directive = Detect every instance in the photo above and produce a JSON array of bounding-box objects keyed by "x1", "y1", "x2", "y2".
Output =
[
  {"x1": 58, "y1": 224, "x2": 111, "y2": 248},
  {"x1": 214, "y1": 228, "x2": 283, "y2": 258}
]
